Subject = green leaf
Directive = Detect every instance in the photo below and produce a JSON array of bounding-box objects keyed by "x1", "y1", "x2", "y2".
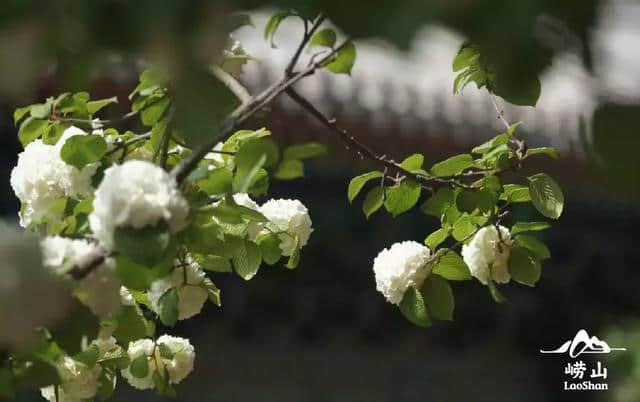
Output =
[
  {"x1": 310, "y1": 28, "x2": 337, "y2": 48},
  {"x1": 129, "y1": 355, "x2": 149, "y2": 379},
  {"x1": 422, "y1": 275, "x2": 454, "y2": 320},
  {"x1": 86, "y1": 97, "x2": 118, "y2": 114},
  {"x1": 400, "y1": 153, "x2": 424, "y2": 171},
  {"x1": 234, "y1": 138, "x2": 279, "y2": 192},
  {"x1": 203, "y1": 277, "x2": 222, "y2": 306},
  {"x1": 399, "y1": 287, "x2": 430, "y2": 327},
  {"x1": 348, "y1": 171, "x2": 383, "y2": 202},
  {"x1": 60, "y1": 135, "x2": 107, "y2": 169},
  {"x1": 18, "y1": 117, "x2": 49, "y2": 146},
  {"x1": 14, "y1": 104, "x2": 33, "y2": 125},
  {"x1": 196, "y1": 255, "x2": 232, "y2": 273},
  {"x1": 153, "y1": 369, "x2": 176, "y2": 397},
  {"x1": 456, "y1": 189, "x2": 497, "y2": 214},
  {"x1": 508, "y1": 246, "x2": 541, "y2": 286},
  {"x1": 324, "y1": 42, "x2": 357, "y2": 74},
  {"x1": 472, "y1": 133, "x2": 509, "y2": 154},
  {"x1": 140, "y1": 96, "x2": 170, "y2": 126},
  {"x1": 158, "y1": 343, "x2": 176, "y2": 360},
  {"x1": 264, "y1": 12, "x2": 291, "y2": 47},
  {"x1": 257, "y1": 233, "x2": 282, "y2": 265},
  {"x1": 424, "y1": 228, "x2": 449, "y2": 251},
  {"x1": 525, "y1": 147, "x2": 559, "y2": 159},
  {"x1": 451, "y1": 215, "x2": 477, "y2": 241},
  {"x1": 430, "y1": 154, "x2": 475, "y2": 177},
  {"x1": 96, "y1": 369, "x2": 116, "y2": 401},
  {"x1": 232, "y1": 240, "x2": 262, "y2": 280},
  {"x1": 283, "y1": 142, "x2": 327, "y2": 160},
  {"x1": 511, "y1": 221, "x2": 551, "y2": 235},
  {"x1": 528, "y1": 173, "x2": 564, "y2": 219},
  {"x1": 384, "y1": 179, "x2": 421, "y2": 217},
  {"x1": 73, "y1": 345, "x2": 100, "y2": 368},
  {"x1": 158, "y1": 288, "x2": 179, "y2": 327},
  {"x1": 113, "y1": 223, "x2": 171, "y2": 267},
  {"x1": 113, "y1": 305, "x2": 151, "y2": 346},
  {"x1": 274, "y1": 159, "x2": 304, "y2": 180},
  {"x1": 487, "y1": 276, "x2": 507, "y2": 303},
  {"x1": 420, "y1": 188, "x2": 455, "y2": 218},
  {"x1": 198, "y1": 168, "x2": 233, "y2": 195},
  {"x1": 514, "y1": 235, "x2": 550, "y2": 260},
  {"x1": 432, "y1": 251, "x2": 472, "y2": 281},
  {"x1": 30, "y1": 101, "x2": 52, "y2": 119},
  {"x1": 362, "y1": 186, "x2": 384, "y2": 219},
  {"x1": 500, "y1": 184, "x2": 531, "y2": 202},
  {"x1": 286, "y1": 234, "x2": 301, "y2": 269},
  {"x1": 115, "y1": 256, "x2": 170, "y2": 291}
]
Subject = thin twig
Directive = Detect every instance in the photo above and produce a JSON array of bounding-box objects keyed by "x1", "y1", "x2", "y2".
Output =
[
  {"x1": 285, "y1": 14, "x2": 326, "y2": 76},
  {"x1": 105, "y1": 132, "x2": 151, "y2": 157}
]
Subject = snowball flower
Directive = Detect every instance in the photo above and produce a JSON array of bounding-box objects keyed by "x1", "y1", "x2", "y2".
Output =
[
  {"x1": 121, "y1": 336, "x2": 195, "y2": 390},
  {"x1": 461, "y1": 225, "x2": 513, "y2": 285},
  {"x1": 149, "y1": 259, "x2": 208, "y2": 320},
  {"x1": 121, "y1": 339, "x2": 157, "y2": 390},
  {"x1": 258, "y1": 199, "x2": 313, "y2": 256},
  {"x1": 88, "y1": 160, "x2": 189, "y2": 248},
  {"x1": 40, "y1": 356, "x2": 101, "y2": 401},
  {"x1": 373, "y1": 241, "x2": 432, "y2": 305},
  {"x1": 10, "y1": 126, "x2": 97, "y2": 227},
  {"x1": 41, "y1": 236, "x2": 120, "y2": 317},
  {"x1": 156, "y1": 335, "x2": 195, "y2": 384}
]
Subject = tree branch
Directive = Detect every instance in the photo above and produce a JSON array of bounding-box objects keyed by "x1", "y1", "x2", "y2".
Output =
[{"x1": 285, "y1": 14, "x2": 326, "y2": 76}]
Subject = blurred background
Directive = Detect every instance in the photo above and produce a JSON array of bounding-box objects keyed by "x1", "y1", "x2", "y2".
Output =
[{"x1": 2, "y1": 0, "x2": 640, "y2": 401}]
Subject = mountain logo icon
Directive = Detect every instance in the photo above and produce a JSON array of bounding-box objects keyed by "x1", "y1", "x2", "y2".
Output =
[{"x1": 540, "y1": 329, "x2": 626, "y2": 358}]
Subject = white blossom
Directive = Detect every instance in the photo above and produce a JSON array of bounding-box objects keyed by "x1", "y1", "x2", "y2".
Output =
[
  {"x1": 461, "y1": 225, "x2": 513, "y2": 285},
  {"x1": 149, "y1": 259, "x2": 208, "y2": 320},
  {"x1": 121, "y1": 339, "x2": 157, "y2": 390},
  {"x1": 121, "y1": 336, "x2": 195, "y2": 390},
  {"x1": 41, "y1": 236, "x2": 120, "y2": 317},
  {"x1": 40, "y1": 357, "x2": 100, "y2": 401},
  {"x1": 156, "y1": 335, "x2": 195, "y2": 384},
  {"x1": 88, "y1": 160, "x2": 189, "y2": 248},
  {"x1": 119, "y1": 286, "x2": 136, "y2": 306},
  {"x1": 258, "y1": 199, "x2": 313, "y2": 256},
  {"x1": 10, "y1": 126, "x2": 97, "y2": 227},
  {"x1": 373, "y1": 241, "x2": 432, "y2": 305}
]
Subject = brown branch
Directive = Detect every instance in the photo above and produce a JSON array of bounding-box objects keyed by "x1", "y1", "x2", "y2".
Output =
[
  {"x1": 171, "y1": 39, "x2": 352, "y2": 183},
  {"x1": 285, "y1": 88, "x2": 477, "y2": 189},
  {"x1": 285, "y1": 14, "x2": 326, "y2": 76}
]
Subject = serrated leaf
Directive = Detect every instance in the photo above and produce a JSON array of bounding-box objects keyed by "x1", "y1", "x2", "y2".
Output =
[
  {"x1": 511, "y1": 221, "x2": 551, "y2": 235},
  {"x1": 456, "y1": 189, "x2": 497, "y2": 214},
  {"x1": 430, "y1": 154, "x2": 475, "y2": 177},
  {"x1": 129, "y1": 355, "x2": 149, "y2": 379},
  {"x1": 203, "y1": 277, "x2": 222, "y2": 306},
  {"x1": 508, "y1": 246, "x2": 541, "y2": 286},
  {"x1": 310, "y1": 28, "x2": 337, "y2": 48},
  {"x1": 348, "y1": 171, "x2": 383, "y2": 203},
  {"x1": 400, "y1": 153, "x2": 424, "y2": 171},
  {"x1": 113, "y1": 305, "x2": 152, "y2": 345},
  {"x1": 384, "y1": 179, "x2": 421, "y2": 217},
  {"x1": 324, "y1": 42, "x2": 356, "y2": 75},
  {"x1": 196, "y1": 255, "x2": 232, "y2": 273},
  {"x1": 432, "y1": 250, "x2": 471, "y2": 281},
  {"x1": 198, "y1": 168, "x2": 233, "y2": 195},
  {"x1": 422, "y1": 275, "x2": 454, "y2": 320},
  {"x1": 257, "y1": 233, "x2": 282, "y2": 265},
  {"x1": 421, "y1": 187, "x2": 455, "y2": 219},
  {"x1": 515, "y1": 235, "x2": 550, "y2": 260},
  {"x1": 274, "y1": 159, "x2": 304, "y2": 180},
  {"x1": 113, "y1": 223, "x2": 171, "y2": 267},
  {"x1": 487, "y1": 276, "x2": 507, "y2": 303},
  {"x1": 232, "y1": 240, "x2": 262, "y2": 280},
  {"x1": 362, "y1": 186, "x2": 384, "y2": 219},
  {"x1": 18, "y1": 117, "x2": 49, "y2": 146},
  {"x1": 286, "y1": 234, "x2": 301, "y2": 269},
  {"x1": 525, "y1": 147, "x2": 559, "y2": 159},
  {"x1": 158, "y1": 288, "x2": 179, "y2": 327},
  {"x1": 472, "y1": 133, "x2": 509, "y2": 155},
  {"x1": 14, "y1": 105, "x2": 33, "y2": 125},
  {"x1": 264, "y1": 12, "x2": 291, "y2": 47},
  {"x1": 424, "y1": 228, "x2": 449, "y2": 251},
  {"x1": 60, "y1": 135, "x2": 107, "y2": 170},
  {"x1": 528, "y1": 173, "x2": 564, "y2": 219},
  {"x1": 87, "y1": 97, "x2": 118, "y2": 114},
  {"x1": 500, "y1": 184, "x2": 531, "y2": 202},
  {"x1": 399, "y1": 287, "x2": 430, "y2": 327},
  {"x1": 73, "y1": 345, "x2": 100, "y2": 368},
  {"x1": 451, "y1": 215, "x2": 477, "y2": 241}
]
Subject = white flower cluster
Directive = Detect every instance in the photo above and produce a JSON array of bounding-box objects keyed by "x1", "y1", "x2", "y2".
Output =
[
  {"x1": 121, "y1": 335, "x2": 195, "y2": 390},
  {"x1": 149, "y1": 259, "x2": 209, "y2": 320},
  {"x1": 40, "y1": 337, "x2": 122, "y2": 402},
  {"x1": 461, "y1": 225, "x2": 513, "y2": 285},
  {"x1": 10, "y1": 127, "x2": 97, "y2": 227},
  {"x1": 373, "y1": 241, "x2": 432, "y2": 305},
  {"x1": 88, "y1": 160, "x2": 189, "y2": 248},
  {"x1": 41, "y1": 236, "x2": 120, "y2": 318},
  {"x1": 258, "y1": 199, "x2": 313, "y2": 256}
]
